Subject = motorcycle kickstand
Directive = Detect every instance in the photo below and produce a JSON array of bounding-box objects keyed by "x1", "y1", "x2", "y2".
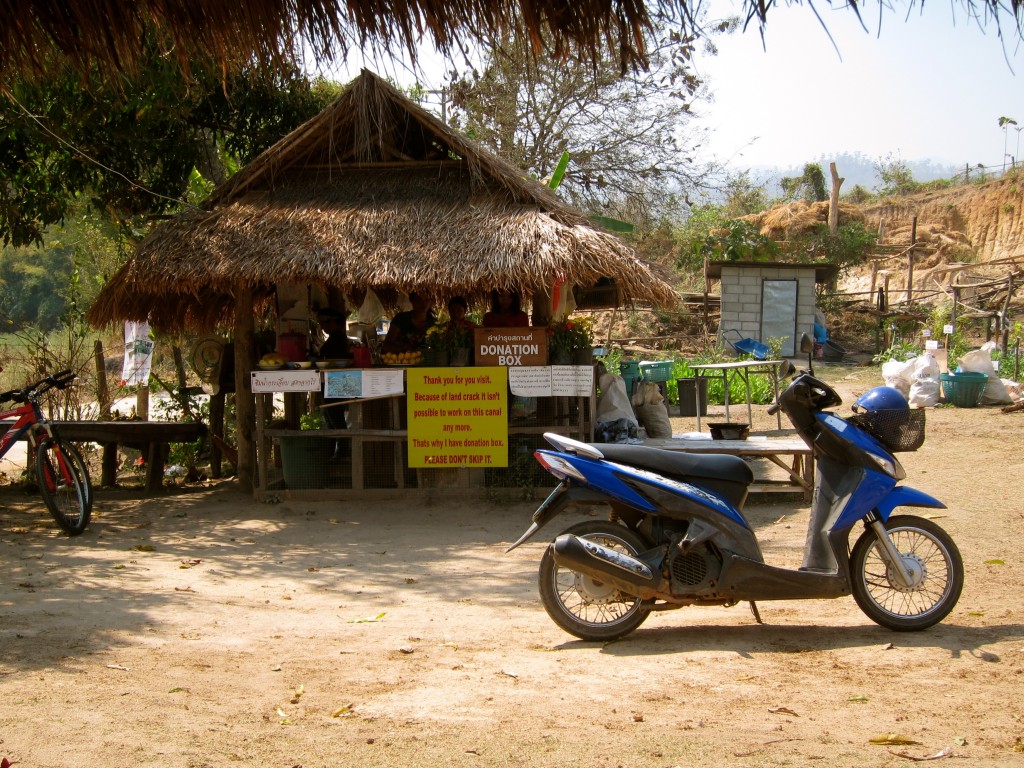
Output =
[{"x1": 748, "y1": 601, "x2": 763, "y2": 624}]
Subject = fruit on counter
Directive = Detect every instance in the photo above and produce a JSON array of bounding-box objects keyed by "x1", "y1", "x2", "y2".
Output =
[
  {"x1": 380, "y1": 351, "x2": 423, "y2": 365},
  {"x1": 259, "y1": 353, "x2": 288, "y2": 366}
]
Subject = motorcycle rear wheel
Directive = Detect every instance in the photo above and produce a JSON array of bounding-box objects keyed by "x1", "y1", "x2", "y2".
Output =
[
  {"x1": 538, "y1": 521, "x2": 651, "y2": 641},
  {"x1": 850, "y1": 514, "x2": 963, "y2": 631}
]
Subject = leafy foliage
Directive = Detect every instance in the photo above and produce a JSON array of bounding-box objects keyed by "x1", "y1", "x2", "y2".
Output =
[
  {"x1": 447, "y1": 25, "x2": 715, "y2": 228},
  {"x1": 780, "y1": 163, "x2": 827, "y2": 202},
  {"x1": 781, "y1": 221, "x2": 877, "y2": 276},
  {"x1": 875, "y1": 153, "x2": 921, "y2": 197},
  {"x1": 698, "y1": 219, "x2": 780, "y2": 262},
  {"x1": 0, "y1": 53, "x2": 338, "y2": 246}
]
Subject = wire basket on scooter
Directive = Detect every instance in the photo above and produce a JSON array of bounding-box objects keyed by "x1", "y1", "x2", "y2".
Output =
[{"x1": 848, "y1": 408, "x2": 926, "y2": 452}]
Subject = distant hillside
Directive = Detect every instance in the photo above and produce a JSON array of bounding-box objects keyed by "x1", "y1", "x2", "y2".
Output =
[{"x1": 746, "y1": 152, "x2": 961, "y2": 195}]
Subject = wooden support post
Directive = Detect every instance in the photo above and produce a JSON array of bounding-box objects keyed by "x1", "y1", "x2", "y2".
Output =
[
  {"x1": 210, "y1": 391, "x2": 225, "y2": 478},
  {"x1": 136, "y1": 386, "x2": 149, "y2": 421},
  {"x1": 1001, "y1": 274, "x2": 1015, "y2": 354},
  {"x1": 171, "y1": 343, "x2": 192, "y2": 419},
  {"x1": 234, "y1": 283, "x2": 256, "y2": 493},
  {"x1": 702, "y1": 258, "x2": 708, "y2": 328},
  {"x1": 907, "y1": 217, "x2": 917, "y2": 305},
  {"x1": 93, "y1": 339, "x2": 111, "y2": 419}
]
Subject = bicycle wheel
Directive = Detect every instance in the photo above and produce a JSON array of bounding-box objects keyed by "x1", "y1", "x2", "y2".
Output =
[
  {"x1": 62, "y1": 441, "x2": 93, "y2": 514},
  {"x1": 36, "y1": 438, "x2": 91, "y2": 535}
]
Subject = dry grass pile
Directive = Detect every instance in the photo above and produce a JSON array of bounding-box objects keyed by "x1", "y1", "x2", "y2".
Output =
[{"x1": 742, "y1": 200, "x2": 865, "y2": 240}]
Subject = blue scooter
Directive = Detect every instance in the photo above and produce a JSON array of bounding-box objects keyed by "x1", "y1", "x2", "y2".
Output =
[{"x1": 508, "y1": 365, "x2": 963, "y2": 641}]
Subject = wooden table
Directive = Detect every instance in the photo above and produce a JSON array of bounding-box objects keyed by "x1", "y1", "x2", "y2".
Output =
[
  {"x1": 691, "y1": 360, "x2": 785, "y2": 431},
  {"x1": 644, "y1": 435, "x2": 813, "y2": 498},
  {"x1": 1, "y1": 420, "x2": 208, "y2": 493}
]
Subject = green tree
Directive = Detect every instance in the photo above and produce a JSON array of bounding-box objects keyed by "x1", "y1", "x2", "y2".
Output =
[
  {"x1": 0, "y1": 53, "x2": 339, "y2": 246},
  {"x1": 448, "y1": 23, "x2": 720, "y2": 227},
  {"x1": 780, "y1": 163, "x2": 827, "y2": 202},
  {"x1": 719, "y1": 170, "x2": 771, "y2": 217},
  {"x1": 875, "y1": 153, "x2": 920, "y2": 196},
  {"x1": 781, "y1": 221, "x2": 877, "y2": 279}
]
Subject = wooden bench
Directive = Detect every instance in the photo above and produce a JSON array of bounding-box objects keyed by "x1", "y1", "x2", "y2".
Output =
[
  {"x1": 643, "y1": 435, "x2": 814, "y2": 498},
  {"x1": 2, "y1": 420, "x2": 208, "y2": 494}
]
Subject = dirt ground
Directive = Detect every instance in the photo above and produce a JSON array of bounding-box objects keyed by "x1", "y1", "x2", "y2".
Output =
[{"x1": 0, "y1": 363, "x2": 1022, "y2": 768}]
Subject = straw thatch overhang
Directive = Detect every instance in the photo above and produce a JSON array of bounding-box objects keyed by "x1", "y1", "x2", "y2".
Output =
[
  {"x1": 0, "y1": 0, "x2": 685, "y2": 81},
  {"x1": 7, "y1": 1, "x2": 1022, "y2": 85},
  {"x1": 88, "y1": 69, "x2": 678, "y2": 333}
]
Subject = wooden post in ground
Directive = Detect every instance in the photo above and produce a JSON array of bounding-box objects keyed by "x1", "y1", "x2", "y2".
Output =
[
  {"x1": 828, "y1": 162, "x2": 844, "y2": 236},
  {"x1": 234, "y1": 284, "x2": 256, "y2": 493},
  {"x1": 1001, "y1": 274, "x2": 1015, "y2": 353},
  {"x1": 907, "y1": 217, "x2": 917, "y2": 305},
  {"x1": 93, "y1": 339, "x2": 111, "y2": 419},
  {"x1": 136, "y1": 386, "x2": 149, "y2": 421}
]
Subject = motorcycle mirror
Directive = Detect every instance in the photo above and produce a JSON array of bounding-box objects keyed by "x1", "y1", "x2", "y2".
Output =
[{"x1": 799, "y1": 332, "x2": 814, "y2": 376}]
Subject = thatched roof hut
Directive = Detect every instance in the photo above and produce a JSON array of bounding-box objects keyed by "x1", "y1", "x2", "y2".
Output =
[{"x1": 88, "y1": 69, "x2": 678, "y2": 333}]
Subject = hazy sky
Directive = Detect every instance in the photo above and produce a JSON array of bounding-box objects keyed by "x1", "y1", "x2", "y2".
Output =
[
  {"x1": 691, "y1": 1, "x2": 1024, "y2": 171},
  {"x1": 326, "y1": 2, "x2": 1023, "y2": 173}
]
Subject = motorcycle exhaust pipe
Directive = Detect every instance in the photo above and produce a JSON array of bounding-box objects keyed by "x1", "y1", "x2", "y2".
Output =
[{"x1": 550, "y1": 534, "x2": 657, "y2": 594}]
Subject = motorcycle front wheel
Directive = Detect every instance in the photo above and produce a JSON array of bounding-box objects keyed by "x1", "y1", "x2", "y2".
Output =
[
  {"x1": 538, "y1": 520, "x2": 651, "y2": 642},
  {"x1": 850, "y1": 514, "x2": 964, "y2": 631}
]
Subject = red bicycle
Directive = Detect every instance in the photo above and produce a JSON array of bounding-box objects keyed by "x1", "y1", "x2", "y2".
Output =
[{"x1": 0, "y1": 370, "x2": 93, "y2": 535}]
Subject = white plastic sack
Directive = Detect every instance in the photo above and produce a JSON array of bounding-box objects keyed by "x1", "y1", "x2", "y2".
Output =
[
  {"x1": 958, "y1": 342, "x2": 1012, "y2": 405},
  {"x1": 908, "y1": 352, "x2": 941, "y2": 407},
  {"x1": 597, "y1": 373, "x2": 638, "y2": 425},
  {"x1": 882, "y1": 357, "x2": 915, "y2": 398}
]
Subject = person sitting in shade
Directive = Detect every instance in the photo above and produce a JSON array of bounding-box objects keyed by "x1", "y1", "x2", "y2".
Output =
[
  {"x1": 382, "y1": 291, "x2": 436, "y2": 353},
  {"x1": 447, "y1": 296, "x2": 479, "y2": 331},
  {"x1": 315, "y1": 307, "x2": 354, "y2": 457},
  {"x1": 482, "y1": 289, "x2": 529, "y2": 327},
  {"x1": 316, "y1": 308, "x2": 352, "y2": 361}
]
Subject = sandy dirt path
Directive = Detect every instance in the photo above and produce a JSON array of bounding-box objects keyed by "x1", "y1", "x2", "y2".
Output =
[{"x1": 0, "y1": 367, "x2": 1021, "y2": 767}]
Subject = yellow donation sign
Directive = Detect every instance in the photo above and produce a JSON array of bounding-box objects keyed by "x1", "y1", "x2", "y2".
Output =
[{"x1": 407, "y1": 366, "x2": 508, "y2": 468}]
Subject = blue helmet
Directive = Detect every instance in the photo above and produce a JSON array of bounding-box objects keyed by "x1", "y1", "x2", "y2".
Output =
[{"x1": 853, "y1": 386, "x2": 908, "y2": 413}]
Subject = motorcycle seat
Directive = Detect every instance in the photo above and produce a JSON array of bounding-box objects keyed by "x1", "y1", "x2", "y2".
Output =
[{"x1": 593, "y1": 443, "x2": 754, "y2": 486}]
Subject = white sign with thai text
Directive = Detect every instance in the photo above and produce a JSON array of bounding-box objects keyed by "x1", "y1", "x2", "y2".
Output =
[{"x1": 251, "y1": 370, "x2": 320, "y2": 393}]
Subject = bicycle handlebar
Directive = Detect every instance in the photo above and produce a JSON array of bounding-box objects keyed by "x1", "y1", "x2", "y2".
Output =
[{"x1": 0, "y1": 370, "x2": 77, "y2": 404}]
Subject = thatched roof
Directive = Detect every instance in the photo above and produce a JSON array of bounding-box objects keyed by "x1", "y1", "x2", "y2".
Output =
[
  {"x1": 87, "y1": 70, "x2": 678, "y2": 332},
  {"x1": 11, "y1": 1, "x2": 1018, "y2": 84},
  {"x1": 0, "y1": 0, "x2": 684, "y2": 81}
]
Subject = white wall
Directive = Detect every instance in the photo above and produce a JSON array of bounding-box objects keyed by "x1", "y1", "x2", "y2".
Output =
[{"x1": 719, "y1": 265, "x2": 817, "y2": 357}]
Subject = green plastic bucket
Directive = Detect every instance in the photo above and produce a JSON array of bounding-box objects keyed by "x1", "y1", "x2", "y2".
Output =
[{"x1": 940, "y1": 371, "x2": 988, "y2": 408}]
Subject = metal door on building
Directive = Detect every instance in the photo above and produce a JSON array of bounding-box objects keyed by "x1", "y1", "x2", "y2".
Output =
[{"x1": 761, "y1": 279, "x2": 798, "y2": 357}]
